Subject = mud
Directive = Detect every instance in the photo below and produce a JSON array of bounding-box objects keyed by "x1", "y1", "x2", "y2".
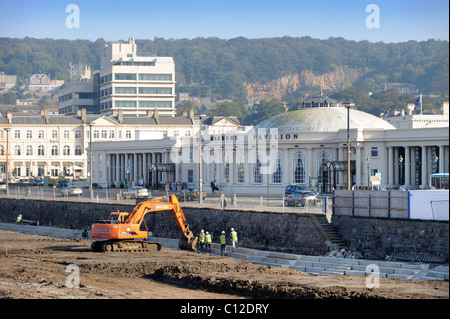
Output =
[{"x1": 0, "y1": 230, "x2": 447, "y2": 299}]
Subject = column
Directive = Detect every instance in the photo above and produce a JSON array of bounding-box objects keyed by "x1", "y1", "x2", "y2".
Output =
[
  {"x1": 421, "y1": 146, "x2": 427, "y2": 188},
  {"x1": 355, "y1": 146, "x2": 361, "y2": 186},
  {"x1": 404, "y1": 146, "x2": 411, "y2": 187},
  {"x1": 388, "y1": 146, "x2": 394, "y2": 187},
  {"x1": 439, "y1": 145, "x2": 445, "y2": 173}
]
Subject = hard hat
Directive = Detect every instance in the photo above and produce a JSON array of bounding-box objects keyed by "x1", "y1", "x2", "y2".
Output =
[
  {"x1": 201, "y1": 229, "x2": 204, "y2": 232},
  {"x1": 222, "y1": 231, "x2": 225, "y2": 234},
  {"x1": 206, "y1": 232, "x2": 209, "y2": 234},
  {"x1": 231, "y1": 228, "x2": 234, "y2": 231}
]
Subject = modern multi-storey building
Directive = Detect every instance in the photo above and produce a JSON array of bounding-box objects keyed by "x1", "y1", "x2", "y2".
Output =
[{"x1": 99, "y1": 38, "x2": 176, "y2": 117}]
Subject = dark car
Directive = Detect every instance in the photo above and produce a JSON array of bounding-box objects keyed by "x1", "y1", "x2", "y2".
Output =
[
  {"x1": 285, "y1": 185, "x2": 316, "y2": 195},
  {"x1": 284, "y1": 191, "x2": 318, "y2": 207},
  {"x1": 33, "y1": 177, "x2": 44, "y2": 186},
  {"x1": 176, "y1": 188, "x2": 207, "y2": 201},
  {"x1": 57, "y1": 179, "x2": 69, "y2": 188}
]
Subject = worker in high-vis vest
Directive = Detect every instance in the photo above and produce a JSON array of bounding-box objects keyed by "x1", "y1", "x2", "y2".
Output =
[
  {"x1": 199, "y1": 229, "x2": 205, "y2": 251},
  {"x1": 16, "y1": 214, "x2": 22, "y2": 224},
  {"x1": 220, "y1": 231, "x2": 227, "y2": 256},
  {"x1": 230, "y1": 228, "x2": 238, "y2": 252},
  {"x1": 205, "y1": 231, "x2": 212, "y2": 253}
]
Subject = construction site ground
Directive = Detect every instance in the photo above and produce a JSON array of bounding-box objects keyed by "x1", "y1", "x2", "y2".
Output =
[{"x1": 0, "y1": 229, "x2": 448, "y2": 300}]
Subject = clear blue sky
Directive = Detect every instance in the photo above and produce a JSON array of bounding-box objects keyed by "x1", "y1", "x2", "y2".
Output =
[{"x1": 0, "y1": 0, "x2": 448, "y2": 43}]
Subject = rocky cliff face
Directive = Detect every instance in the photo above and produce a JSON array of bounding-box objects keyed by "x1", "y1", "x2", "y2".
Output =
[{"x1": 246, "y1": 66, "x2": 368, "y2": 100}]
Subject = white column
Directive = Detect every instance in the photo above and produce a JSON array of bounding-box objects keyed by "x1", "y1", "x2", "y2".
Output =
[
  {"x1": 355, "y1": 146, "x2": 361, "y2": 186},
  {"x1": 439, "y1": 145, "x2": 445, "y2": 173},
  {"x1": 404, "y1": 146, "x2": 411, "y2": 187},
  {"x1": 421, "y1": 146, "x2": 427, "y2": 188}
]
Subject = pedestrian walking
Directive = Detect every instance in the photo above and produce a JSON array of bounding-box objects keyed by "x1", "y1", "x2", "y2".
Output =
[
  {"x1": 198, "y1": 229, "x2": 205, "y2": 251},
  {"x1": 219, "y1": 193, "x2": 227, "y2": 209},
  {"x1": 230, "y1": 228, "x2": 238, "y2": 252},
  {"x1": 205, "y1": 231, "x2": 212, "y2": 253},
  {"x1": 220, "y1": 231, "x2": 227, "y2": 256}
]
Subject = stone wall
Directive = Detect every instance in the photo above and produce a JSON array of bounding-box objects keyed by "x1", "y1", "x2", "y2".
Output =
[
  {"x1": 332, "y1": 215, "x2": 449, "y2": 260},
  {"x1": 0, "y1": 198, "x2": 448, "y2": 259}
]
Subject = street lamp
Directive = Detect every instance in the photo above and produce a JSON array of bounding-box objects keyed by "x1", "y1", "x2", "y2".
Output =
[
  {"x1": 399, "y1": 155, "x2": 404, "y2": 186},
  {"x1": 366, "y1": 156, "x2": 371, "y2": 188},
  {"x1": 198, "y1": 114, "x2": 206, "y2": 204},
  {"x1": 345, "y1": 104, "x2": 351, "y2": 190},
  {"x1": 3, "y1": 128, "x2": 11, "y2": 196}
]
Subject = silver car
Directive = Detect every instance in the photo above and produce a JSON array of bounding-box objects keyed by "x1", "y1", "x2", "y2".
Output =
[
  {"x1": 122, "y1": 186, "x2": 149, "y2": 199},
  {"x1": 60, "y1": 185, "x2": 83, "y2": 196},
  {"x1": 284, "y1": 191, "x2": 317, "y2": 207}
]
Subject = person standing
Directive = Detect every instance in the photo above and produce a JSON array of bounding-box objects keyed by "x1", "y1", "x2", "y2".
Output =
[
  {"x1": 205, "y1": 231, "x2": 212, "y2": 253},
  {"x1": 220, "y1": 231, "x2": 227, "y2": 256},
  {"x1": 198, "y1": 229, "x2": 205, "y2": 251},
  {"x1": 16, "y1": 214, "x2": 22, "y2": 224},
  {"x1": 230, "y1": 228, "x2": 238, "y2": 252},
  {"x1": 219, "y1": 193, "x2": 227, "y2": 209}
]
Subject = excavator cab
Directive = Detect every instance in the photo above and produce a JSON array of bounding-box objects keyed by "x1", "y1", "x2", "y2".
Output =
[{"x1": 109, "y1": 212, "x2": 129, "y2": 224}]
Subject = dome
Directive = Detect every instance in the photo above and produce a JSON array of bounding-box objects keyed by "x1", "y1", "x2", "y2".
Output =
[{"x1": 253, "y1": 107, "x2": 396, "y2": 132}]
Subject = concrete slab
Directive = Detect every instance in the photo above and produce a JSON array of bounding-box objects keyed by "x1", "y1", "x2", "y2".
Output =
[
  {"x1": 393, "y1": 268, "x2": 420, "y2": 276},
  {"x1": 305, "y1": 266, "x2": 326, "y2": 273},
  {"x1": 344, "y1": 270, "x2": 366, "y2": 276}
]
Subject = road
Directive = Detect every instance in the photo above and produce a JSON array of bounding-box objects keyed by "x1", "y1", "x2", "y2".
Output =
[{"x1": 1, "y1": 183, "x2": 330, "y2": 214}]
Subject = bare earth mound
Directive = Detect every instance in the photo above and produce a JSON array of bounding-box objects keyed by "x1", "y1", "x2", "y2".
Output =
[{"x1": 0, "y1": 230, "x2": 447, "y2": 300}]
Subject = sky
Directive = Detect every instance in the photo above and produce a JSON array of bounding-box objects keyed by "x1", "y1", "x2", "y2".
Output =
[{"x1": 0, "y1": 0, "x2": 448, "y2": 43}]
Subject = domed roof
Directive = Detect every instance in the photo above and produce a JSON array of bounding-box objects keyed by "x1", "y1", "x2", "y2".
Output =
[{"x1": 253, "y1": 107, "x2": 396, "y2": 132}]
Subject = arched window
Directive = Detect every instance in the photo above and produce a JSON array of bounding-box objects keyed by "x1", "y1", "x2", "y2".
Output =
[
  {"x1": 26, "y1": 145, "x2": 33, "y2": 156},
  {"x1": 51, "y1": 145, "x2": 58, "y2": 156},
  {"x1": 253, "y1": 153, "x2": 263, "y2": 184},
  {"x1": 75, "y1": 145, "x2": 82, "y2": 156},
  {"x1": 38, "y1": 145, "x2": 45, "y2": 156},
  {"x1": 271, "y1": 152, "x2": 282, "y2": 184},
  {"x1": 14, "y1": 145, "x2": 21, "y2": 156},
  {"x1": 63, "y1": 145, "x2": 70, "y2": 156},
  {"x1": 293, "y1": 152, "x2": 306, "y2": 184},
  {"x1": 316, "y1": 151, "x2": 331, "y2": 182}
]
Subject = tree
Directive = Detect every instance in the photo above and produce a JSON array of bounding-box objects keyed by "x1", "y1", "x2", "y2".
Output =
[
  {"x1": 244, "y1": 99, "x2": 285, "y2": 125},
  {"x1": 208, "y1": 101, "x2": 248, "y2": 122}
]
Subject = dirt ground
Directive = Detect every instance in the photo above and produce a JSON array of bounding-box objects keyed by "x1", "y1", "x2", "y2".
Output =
[{"x1": 0, "y1": 230, "x2": 447, "y2": 300}]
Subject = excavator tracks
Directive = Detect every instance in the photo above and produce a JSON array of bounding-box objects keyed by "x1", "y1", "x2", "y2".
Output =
[{"x1": 91, "y1": 240, "x2": 161, "y2": 253}]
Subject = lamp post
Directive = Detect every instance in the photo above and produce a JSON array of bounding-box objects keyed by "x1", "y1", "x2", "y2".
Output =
[
  {"x1": 198, "y1": 114, "x2": 206, "y2": 204},
  {"x1": 3, "y1": 128, "x2": 11, "y2": 196},
  {"x1": 89, "y1": 123, "x2": 93, "y2": 200},
  {"x1": 345, "y1": 105, "x2": 351, "y2": 190},
  {"x1": 399, "y1": 155, "x2": 404, "y2": 186},
  {"x1": 366, "y1": 156, "x2": 371, "y2": 188}
]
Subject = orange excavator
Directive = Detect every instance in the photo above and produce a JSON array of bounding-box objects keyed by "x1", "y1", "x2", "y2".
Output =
[{"x1": 90, "y1": 194, "x2": 198, "y2": 252}]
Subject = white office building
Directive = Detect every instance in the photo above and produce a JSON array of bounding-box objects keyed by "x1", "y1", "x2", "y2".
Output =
[{"x1": 99, "y1": 38, "x2": 176, "y2": 117}]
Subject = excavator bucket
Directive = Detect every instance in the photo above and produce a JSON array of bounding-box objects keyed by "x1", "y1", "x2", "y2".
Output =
[{"x1": 178, "y1": 235, "x2": 198, "y2": 251}]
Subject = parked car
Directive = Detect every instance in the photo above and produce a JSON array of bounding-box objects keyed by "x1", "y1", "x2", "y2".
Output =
[
  {"x1": 0, "y1": 182, "x2": 6, "y2": 193},
  {"x1": 176, "y1": 188, "x2": 207, "y2": 201},
  {"x1": 57, "y1": 179, "x2": 69, "y2": 188},
  {"x1": 285, "y1": 185, "x2": 316, "y2": 195},
  {"x1": 122, "y1": 186, "x2": 149, "y2": 199},
  {"x1": 19, "y1": 178, "x2": 30, "y2": 184},
  {"x1": 60, "y1": 185, "x2": 83, "y2": 196},
  {"x1": 33, "y1": 177, "x2": 44, "y2": 186},
  {"x1": 284, "y1": 191, "x2": 317, "y2": 207}
]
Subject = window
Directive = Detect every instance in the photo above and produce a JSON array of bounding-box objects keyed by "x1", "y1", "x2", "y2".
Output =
[
  {"x1": 138, "y1": 74, "x2": 172, "y2": 81},
  {"x1": 237, "y1": 163, "x2": 245, "y2": 183},
  {"x1": 75, "y1": 145, "x2": 82, "y2": 156},
  {"x1": 94, "y1": 130, "x2": 99, "y2": 139},
  {"x1": 51, "y1": 130, "x2": 58, "y2": 139},
  {"x1": 293, "y1": 152, "x2": 306, "y2": 184},
  {"x1": 139, "y1": 87, "x2": 172, "y2": 94},
  {"x1": 138, "y1": 101, "x2": 171, "y2": 108},
  {"x1": 115, "y1": 101, "x2": 136, "y2": 108},
  {"x1": 173, "y1": 130, "x2": 179, "y2": 137},
  {"x1": 26, "y1": 145, "x2": 33, "y2": 156},
  {"x1": 316, "y1": 151, "x2": 331, "y2": 181},
  {"x1": 75, "y1": 130, "x2": 81, "y2": 139},
  {"x1": 38, "y1": 145, "x2": 45, "y2": 156},
  {"x1": 223, "y1": 163, "x2": 230, "y2": 183},
  {"x1": 109, "y1": 130, "x2": 115, "y2": 139},
  {"x1": 371, "y1": 147, "x2": 379, "y2": 157},
  {"x1": 38, "y1": 130, "x2": 44, "y2": 139},
  {"x1": 114, "y1": 73, "x2": 136, "y2": 81},
  {"x1": 14, "y1": 130, "x2": 20, "y2": 139},
  {"x1": 0, "y1": 145, "x2": 4, "y2": 156},
  {"x1": 271, "y1": 152, "x2": 282, "y2": 184},
  {"x1": 64, "y1": 130, "x2": 69, "y2": 139},
  {"x1": 115, "y1": 87, "x2": 137, "y2": 94},
  {"x1": 101, "y1": 130, "x2": 107, "y2": 139},
  {"x1": 253, "y1": 153, "x2": 263, "y2": 184},
  {"x1": 126, "y1": 130, "x2": 131, "y2": 139},
  {"x1": 14, "y1": 145, "x2": 21, "y2": 156},
  {"x1": 26, "y1": 130, "x2": 32, "y2": 139},
  {"x1": 51, "y1": 145, "x2": 58, "y2": 156},
  {"x1": 63, "y1": 145, "x2": 70, "y2": 156},
  {"x1": 187, "y1": 169, "x2": 194, "y2": 183},
  {"x1": 185, "y1": 131, "x2": 191, "y2": 137}
]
